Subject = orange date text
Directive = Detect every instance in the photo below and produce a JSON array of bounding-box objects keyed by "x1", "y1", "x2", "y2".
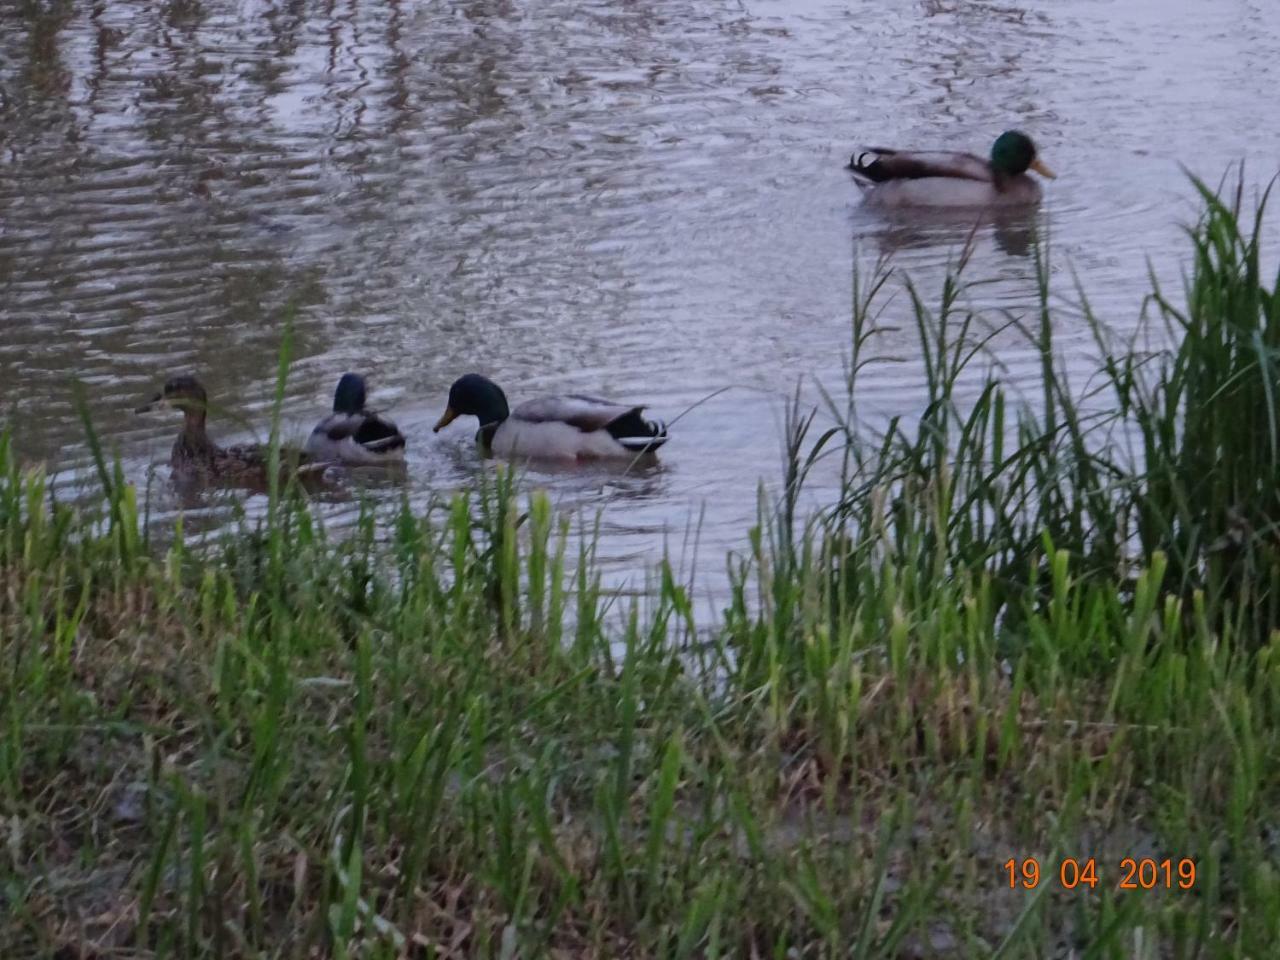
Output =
[{"x1": 1003, "y1": 857, "x2": 1196, "y2": 890}]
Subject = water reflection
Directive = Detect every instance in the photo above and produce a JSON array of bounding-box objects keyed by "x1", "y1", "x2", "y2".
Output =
[
  {"x1": 862, "y1": 206, "x2": 1041, "y2": 259},
  {"x1": 434, "y1": 434, "x2": 672, "y2": 505}
]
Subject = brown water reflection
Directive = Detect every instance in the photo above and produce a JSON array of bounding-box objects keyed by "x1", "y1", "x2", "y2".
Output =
[{"x1": 2, "y1": 0, "x2": 1278, "y2": 600}]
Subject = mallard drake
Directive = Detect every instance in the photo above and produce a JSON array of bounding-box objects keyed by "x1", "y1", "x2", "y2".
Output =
[
  {"x1": 304, "y1": 373, "x2": 406, "y2": 465},
  {"x1": 137, "y1": 375, "x2": 314, "y2": 487},
  {"x1": 848, "y1": 130, "x2": 1055, "y2": 207},
  {"x1": 433, "y1": 373, "x2": 669, "y2": 459}
]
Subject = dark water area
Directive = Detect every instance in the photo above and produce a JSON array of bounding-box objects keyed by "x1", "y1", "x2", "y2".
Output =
[{"x1": 2, "y1": 0, "x2": 1279, "y2": 603}]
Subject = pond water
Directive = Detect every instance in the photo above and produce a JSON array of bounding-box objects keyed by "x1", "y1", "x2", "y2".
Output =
[{"x1": 2, "y1": 0, "x2": 1279, "y2": 605}]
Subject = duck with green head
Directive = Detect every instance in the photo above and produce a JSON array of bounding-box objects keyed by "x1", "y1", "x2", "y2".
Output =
[
  {"x1": 848, "y1": 130, "x2": 1056, "y2": 207},
  {"x1": 433, "y1": 373, "x2": 668, "y2": 460},
  {"x1": 137, "y1": 374, "x2": 316, "y2": 489},
  {"x1": 304, "y1": 373, "x2": 406, "y2": 466}
]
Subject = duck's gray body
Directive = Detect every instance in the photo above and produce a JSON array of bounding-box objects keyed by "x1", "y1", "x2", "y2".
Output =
[
  {"x1": 305, "y1": 373, "x2": 407, "y2": 465},
  {"x1": 489, "y1": 395, "x2": 668, "y2": 459},
  {"x1": 304, "y1": 411, "x2": 406, "y2": 465}
]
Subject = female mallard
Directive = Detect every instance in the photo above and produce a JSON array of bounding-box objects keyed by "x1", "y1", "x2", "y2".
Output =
[
  {"x1": 848, "y1": 130, "x2": 1055, "y2": 207},
  {"x1": 304, "y1": 373, "x2": 406, "y2": 465},
  {"x1": 137, "y1": 375, "x2": 314, "y2": 487},
  {"x1": 433, "y1": 373, "x2": 668, "y2": 459}
]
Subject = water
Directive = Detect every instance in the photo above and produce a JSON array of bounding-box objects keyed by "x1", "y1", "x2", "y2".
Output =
[{"x1": 3, "y1": 0, "x2": 1279, "y2": 602}]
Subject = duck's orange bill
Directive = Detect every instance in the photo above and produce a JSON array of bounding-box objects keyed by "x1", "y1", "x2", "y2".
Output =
[
  {"x1": 433, "y1": 407, "x2": 459, "y2": 432},
  {"x1": 1030, "y1": 158, "x2": 1057, "y2": 179}
]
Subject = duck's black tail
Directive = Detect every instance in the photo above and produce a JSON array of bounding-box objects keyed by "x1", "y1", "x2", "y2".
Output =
[
  {"x1": 608, "y1": 410, "x2": 669, "y2": 452},
  {"x1": 847, "y1": 148, "x2": 895, "y2": 185}
]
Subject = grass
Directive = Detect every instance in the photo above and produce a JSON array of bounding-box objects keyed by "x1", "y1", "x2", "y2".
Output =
[{"x1": 3, "y1": 180, "x2": 1280, "y2": 957}]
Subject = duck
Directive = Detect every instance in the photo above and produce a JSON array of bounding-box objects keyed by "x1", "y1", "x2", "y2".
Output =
[
  {"x1": 304, "y1": 373, "x2": 406, "y2": 466},
  {"x1": 433, "y1": 373, "x2": 668, "y2": 460},
  {"x1": 137, "y1": 374, "x2": 314, "y2": 488},
  {"x1": 847, "y1": 130, "x2": 1055, "y2": 208}
]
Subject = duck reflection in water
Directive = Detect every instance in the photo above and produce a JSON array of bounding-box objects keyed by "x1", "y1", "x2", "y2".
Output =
[{"x1": 860, "y1": 205, "x2": 1041, "y2": 259}]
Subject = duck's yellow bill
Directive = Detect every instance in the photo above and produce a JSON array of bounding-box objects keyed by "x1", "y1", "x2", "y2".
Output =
[
  {"x1": 433, "y1": 407, "x2": 459, "y2": 432},
  {"x1": 1030, "y1": 158, "x2": 1057, "y2": 179}
]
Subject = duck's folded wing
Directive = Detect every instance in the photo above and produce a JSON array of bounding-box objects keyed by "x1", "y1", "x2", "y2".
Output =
[
  {"x1": 513, "y1": 395, "x2": 638, "y2": 431},
  {"x1": 848, "y1": 148, "x2": 991, "y2": 184},
  {"x1": 219, "y1": 443, "x2": 270, "y2": 467},
  {"x1": 313, "y1": 412, "x2": 405, "y2": 451},
  {"x1": 514, "y1": 395, "x2": 668, "y2": 450},
  {"x1": 350, "y1": 412, "x2": 406, "y2": 451}
]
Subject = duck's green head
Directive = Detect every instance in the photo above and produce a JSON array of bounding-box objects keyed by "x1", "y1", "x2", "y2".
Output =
[
  {"x1": 991, "y1": 130, "x2": 1056, "y2": 179},
  {"x1": 434, "y1": 374, "x2": 510, "y2": 432},
  {"x1": 333, "y1": 373, "x2": 368, "y2": 415},
  {"x1": 137, "y1": 374, "x2": 208, "y2": 416}
]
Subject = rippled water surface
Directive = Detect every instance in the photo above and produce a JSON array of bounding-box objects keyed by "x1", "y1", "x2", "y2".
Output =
[{"x1": 3, "y1": 0, "x2": 1279, "y2": 596}]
